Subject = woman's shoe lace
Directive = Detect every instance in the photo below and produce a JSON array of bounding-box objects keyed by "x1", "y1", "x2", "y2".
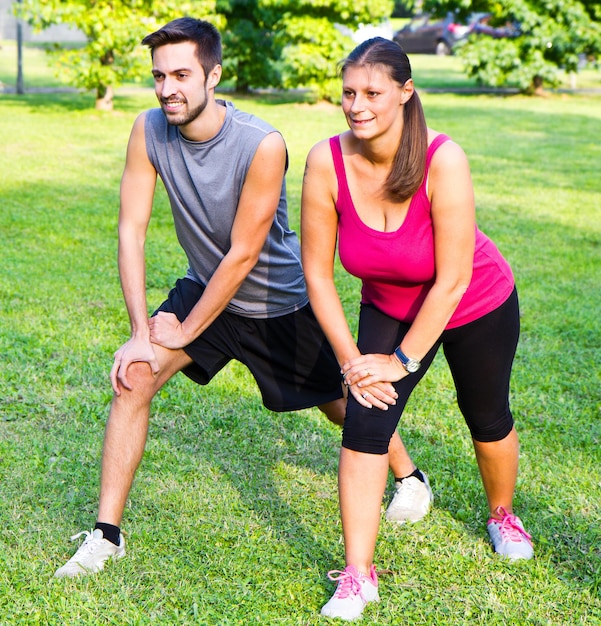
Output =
[
  {"x1": 495, "y1": 506, "x2": 532, "y2": 544},
  {"x1": 327, "y1": 567, "x2": 363, "y2": 599}
]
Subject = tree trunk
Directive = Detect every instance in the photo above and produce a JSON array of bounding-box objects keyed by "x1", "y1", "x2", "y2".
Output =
[
  {"x1": 531, "y1": 75, "x2": 547, "y2": 97},
  {"x1": 95, "y1": 85, "x2": 114, "y2": 111},
  {"x1": 236, "y1": 59, "x2": 250, "y2": 93},
  {"x1": 96, "y1": 51, "x2": 115, "y2": 110}
]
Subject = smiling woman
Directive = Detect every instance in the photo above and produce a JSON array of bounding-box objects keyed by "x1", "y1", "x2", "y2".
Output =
[{"x1": 301, "y1": 37, "x2": 534, "y2": 621}]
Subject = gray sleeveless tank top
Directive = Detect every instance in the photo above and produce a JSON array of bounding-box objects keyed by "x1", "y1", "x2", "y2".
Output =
[{"x1": 144, "y1": 101, "x2": 308, "y2": 318}]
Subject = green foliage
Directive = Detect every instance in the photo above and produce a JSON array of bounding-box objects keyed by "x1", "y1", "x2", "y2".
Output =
[
  {"x1": 392, "y1": 0, "x2": 413, "y2": 17},
  {"x1": 218, "y1": 0, "x2": 394, "y2": 99},
  {"x1": 16, "y1": 0, "x2": 219, "y2": 105},
  {"x1": 16, "y1": 0, "x2": 393, "y2": 104},
  {"x1": 275, "y1": 15, "x2": 354, "y2": 102},
  {"x1": 217, "y1": 0, "x2": 279, "y2": 92},
  {"x1": 273, "y1": 0, "x2": 394, "y2": 101},
  {"x1": 423, "y1": 0, "x2": 601, "y2": 92},
  {"x1": 268, "y1": 0, "x2": 393, "y2": 102},
  {"x1": 457, "y1": 36, "x2": 559, "y2": 90}
]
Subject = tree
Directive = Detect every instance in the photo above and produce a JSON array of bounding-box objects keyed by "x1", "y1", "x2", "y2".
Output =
[
  {"x1": 215, "y1": 0, "x2": 280, "y2": 93},
  {"x1": 16, "y1": 0, "x2": 218, "y2": 109},
  {"x1": 207, "y1": 0, "x2": 394, "y2": 100},
  {"x1": 420, "y1": 0, "x2": 601, "y2": 93},
  {"x1": 273, "y1": 0, "x2": 394, "y2": 101},
  {"x1": 16, "y1": 0, "x2": 393, "y2": 107}
]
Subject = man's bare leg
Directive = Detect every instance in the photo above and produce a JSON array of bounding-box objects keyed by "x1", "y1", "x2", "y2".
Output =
[
  {"x1": 54, "y1": 345, "x2": 193, "y2": 578},
  {"x1": 97, "y1": 346, "x2": 192, "y2": 526}
]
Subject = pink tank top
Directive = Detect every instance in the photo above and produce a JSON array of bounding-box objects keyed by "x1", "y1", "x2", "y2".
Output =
[{"x1": 330, "y1": 134, "x2": 514, "y2": 329}]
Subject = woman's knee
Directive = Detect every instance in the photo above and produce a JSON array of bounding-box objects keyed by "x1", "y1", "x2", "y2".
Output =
[
  {"x1": 342, "y1": 423, "x2": 392, "y2": 454},
  {"x1": 468, "y1": 412, "x2": 515, "y2": 443}
]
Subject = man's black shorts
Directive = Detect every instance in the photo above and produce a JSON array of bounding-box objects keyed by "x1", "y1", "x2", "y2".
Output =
[{"x1": 155, "y1": 278, "x2": 344, "y2": 412}]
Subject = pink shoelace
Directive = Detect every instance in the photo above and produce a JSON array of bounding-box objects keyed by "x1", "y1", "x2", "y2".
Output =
[
  {"x1": 492, "y1": 506, "x2": 533, "y2": 545},
  {"x1": 327, "y1": 566, "x2": 371, "y2": 600}
]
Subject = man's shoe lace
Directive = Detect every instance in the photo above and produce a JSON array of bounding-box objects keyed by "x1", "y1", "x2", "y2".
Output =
[{"x1": 70, "y1": 530, "x2": 100, "y2": 552}]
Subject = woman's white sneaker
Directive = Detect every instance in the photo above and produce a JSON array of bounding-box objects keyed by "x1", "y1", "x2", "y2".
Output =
[
  {"x1": 487, "y1": 506, "x2": 533, "y2": 560},
  {"x1": 320, "y1": 564, "x2": 379, "y2": 621},
  {"x1": 54, "y1": 528, "x2": 126, "y2": 578}
]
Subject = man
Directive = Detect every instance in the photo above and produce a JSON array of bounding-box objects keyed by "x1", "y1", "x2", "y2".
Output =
[{"x1": 55, "y1": 17, "x2": 432, "y2": 579}]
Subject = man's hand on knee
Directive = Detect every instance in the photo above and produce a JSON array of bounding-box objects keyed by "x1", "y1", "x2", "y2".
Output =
[{"x1": 111, "y1": 337, "x2": 160, "y2": 395}]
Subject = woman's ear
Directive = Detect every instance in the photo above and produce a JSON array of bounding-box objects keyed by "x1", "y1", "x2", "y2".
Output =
[{"x1": 400, "y1": 78, "x2": 415, "y2": 104}]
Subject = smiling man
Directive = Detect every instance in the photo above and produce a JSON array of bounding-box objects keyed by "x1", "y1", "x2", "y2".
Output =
[{"x1": 54, "y1": 17, "x2": 428, "y2": 579}]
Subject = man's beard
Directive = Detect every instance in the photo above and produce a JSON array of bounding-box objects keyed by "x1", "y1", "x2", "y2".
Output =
[{"x1": 161, "y1": 89, "x2": 208, "y2": 126}]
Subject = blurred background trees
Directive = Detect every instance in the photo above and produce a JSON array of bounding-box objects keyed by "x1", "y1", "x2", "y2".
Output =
[
  {"x1": 416, "y1": 0, "x2": 601, "y2": 92},
  {"x1": 16, "y1": 0, "x2": 219, "y2": 109},
  {"x1": 16, "y1": 0, "x2": 393, "y2": 108},
  {"x1": 13, "y1": 0, "x2": 601, "y2": 106}
]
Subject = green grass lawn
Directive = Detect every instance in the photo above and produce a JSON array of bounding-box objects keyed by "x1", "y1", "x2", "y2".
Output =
[{"x1": 1, "y1": 60, "x2": 600, "y2": 624}]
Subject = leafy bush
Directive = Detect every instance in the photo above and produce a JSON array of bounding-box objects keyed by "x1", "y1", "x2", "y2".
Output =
[
  {"x1": 458, "y1": 37, "x2": 559, "y2": 91},
  {"x1": 275, "y1": 15, "x2": 354, "y2": 102}
]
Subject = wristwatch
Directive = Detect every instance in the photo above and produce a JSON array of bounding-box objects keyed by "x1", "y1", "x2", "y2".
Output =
[{"x1": 394, "y1": 346, "x2": 421, "y2": 373}]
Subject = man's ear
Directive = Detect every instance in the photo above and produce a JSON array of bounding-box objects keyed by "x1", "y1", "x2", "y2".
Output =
[{"x1": 207, "y1": 64, "x2": 222, "y2": 90}]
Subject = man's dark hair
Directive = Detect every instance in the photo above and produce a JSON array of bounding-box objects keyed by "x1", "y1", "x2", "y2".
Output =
[{"x1": 142, "y1": 18, "x2": 222, "y2": 80}]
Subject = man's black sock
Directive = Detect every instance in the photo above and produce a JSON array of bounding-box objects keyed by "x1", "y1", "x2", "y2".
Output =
[
  {"x1": 94, "y1": 522, "x2": 121, "y2": 546},
  {"x1": 394, "y1": 468, "x2": 425, "y2": 484}
]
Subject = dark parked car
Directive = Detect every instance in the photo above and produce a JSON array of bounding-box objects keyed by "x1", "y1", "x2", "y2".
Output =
[
  {"x1": 393, "y1": 12, "x2": 520, "y2": 56},
  {"x1": 393, "y1": 13, "x2": 464, "y2": 56}
]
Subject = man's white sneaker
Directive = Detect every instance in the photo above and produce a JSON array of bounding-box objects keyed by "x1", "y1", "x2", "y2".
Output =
[
  {"x1": 320, "y1": 564, "x2": 379, "y2": 621},
  {"x1": 385, "y1": 471, "x2": 433, "y2": 523},
  {"x1": 54, "y1": 528, "x2": 126, "y2": 578},
  {"x1": 487, "y1": 506, "x2": 533, "y2": 561}
]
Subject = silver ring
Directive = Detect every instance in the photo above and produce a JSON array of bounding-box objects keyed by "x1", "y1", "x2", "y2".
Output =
[{"x1": 362, "y1": 392, "x2": 368, "y2": 399}]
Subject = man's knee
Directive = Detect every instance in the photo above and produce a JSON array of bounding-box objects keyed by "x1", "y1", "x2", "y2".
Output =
[
  {"x1": 115, "y1": 361, "x2": 161, "y2": 402},
  {"x1": 319, "y1": 397, "x2": 346, "y2": 427}
]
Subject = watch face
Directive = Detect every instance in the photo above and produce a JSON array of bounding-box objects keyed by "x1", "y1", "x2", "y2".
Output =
[{"x1": 406, "y1": 360, "x2": 420, "y2": 373}]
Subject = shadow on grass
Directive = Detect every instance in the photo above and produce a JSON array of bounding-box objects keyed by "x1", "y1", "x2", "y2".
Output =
[
  {"x1": 145, "y1": 379, "x2": 343, "y2": 571},
  {"x1": 0, "y1": 91, "x2": 97, "y2": 112},
  {"x1": 1, "y1": 90, "x2": 155, "y2": 115}
]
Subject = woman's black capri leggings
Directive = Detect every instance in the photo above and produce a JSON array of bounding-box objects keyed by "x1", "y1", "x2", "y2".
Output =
[{"x1": 342, "y1": 288, "x2": 520, "y2": 454}]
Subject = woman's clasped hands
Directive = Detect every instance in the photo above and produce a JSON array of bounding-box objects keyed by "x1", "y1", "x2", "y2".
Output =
[{"x1": 341, "y1": 352, "x2": 407, "y2": 410}]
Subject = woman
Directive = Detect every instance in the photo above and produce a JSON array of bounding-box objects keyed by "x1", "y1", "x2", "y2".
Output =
[{"x1": 301, "y1": 38, "x2": 533, "y2": 621}]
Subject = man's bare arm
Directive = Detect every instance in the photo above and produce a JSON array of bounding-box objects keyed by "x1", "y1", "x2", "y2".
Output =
[{"x1": 111, "y1": 112, "x2": 160, "y2": 393}]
